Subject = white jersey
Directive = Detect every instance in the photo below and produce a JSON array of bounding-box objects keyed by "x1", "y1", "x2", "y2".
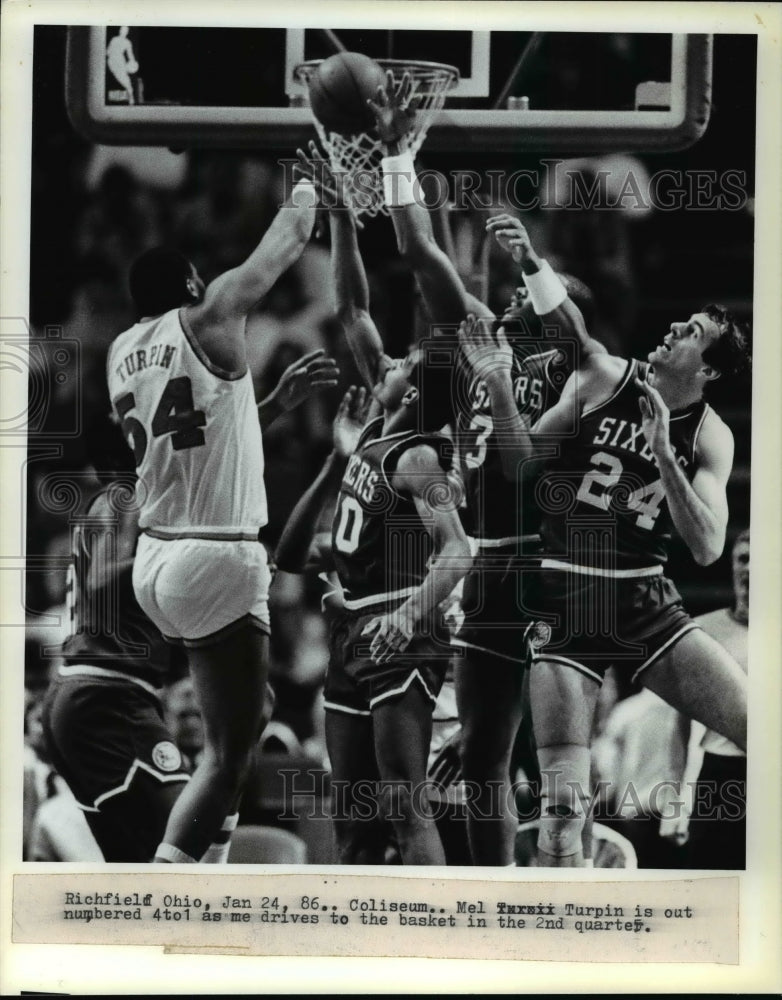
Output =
[{"x1": 107, "y1": 307, "x2": 267, "y2": 538}]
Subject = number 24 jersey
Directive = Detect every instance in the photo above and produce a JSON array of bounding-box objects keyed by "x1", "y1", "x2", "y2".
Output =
[{"x1": 538, "y1": 359, "x2": 710, "y2": 569}]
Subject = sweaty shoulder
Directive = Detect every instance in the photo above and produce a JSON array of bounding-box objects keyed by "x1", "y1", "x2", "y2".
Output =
[
  {"x1": 393, "y1": 442, "x2": 447, "y2": 492},
  {"x1": 575, "y1": 353, "x2": 629, "y2": 409}
]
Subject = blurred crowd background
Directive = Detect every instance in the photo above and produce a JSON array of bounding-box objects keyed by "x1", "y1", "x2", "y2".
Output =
[{"x1": 22, "y1": 29, "x2": 754, "y2": 864}]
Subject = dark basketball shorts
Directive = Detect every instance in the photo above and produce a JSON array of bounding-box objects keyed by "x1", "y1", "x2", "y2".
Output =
[
  {"x1": 41, "y1": 669, "x2": 190, "y2": 813},
  {"x1": 323, "y1": 607, "x2": 452, "y2": 716},
  {"x1": 528, "y1": 563, "x2": 700, "y2": 685},
  {"x1": 454, "y1": 546, "x2": 546, "y2": 665}
]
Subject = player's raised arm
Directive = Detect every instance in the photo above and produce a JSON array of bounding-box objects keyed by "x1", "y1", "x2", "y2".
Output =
[
  {"x1": 458, "y1": 314, "x2": 535, "y2": 480},
  {"x1": 636, "y1": 376, "x2": 733, "y2": 565},
  {"x1": 296, "y1": 142, "x2": 388, "y2": 390},
  {"x1": 275, "y1": 386, "x2": 368, "y2": 573},
  {"x1": 369, "y1": 73, "x2": 485, "y2": 326},
  {"x1": 365, "y1": 443, "x2": 473, "y2": 664},
  {"x1": 186, "y1": 179, "x2": 318, "y2": 371},
  {"x1": 200, "y1": 181, "x2": 317, "y2": 321},
  {"x1": 487, "y1": 212, "x2": 606, "y2": 361}
]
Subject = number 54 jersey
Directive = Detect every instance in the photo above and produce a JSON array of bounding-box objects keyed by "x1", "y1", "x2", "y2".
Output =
[{"x1": 107, "y1": 308, "x2": 267, "y2": 537}]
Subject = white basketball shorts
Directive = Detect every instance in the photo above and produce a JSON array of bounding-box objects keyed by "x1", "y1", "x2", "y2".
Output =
[{"x1": 133, "y1": 534, "x2": 271, "y2": 646}]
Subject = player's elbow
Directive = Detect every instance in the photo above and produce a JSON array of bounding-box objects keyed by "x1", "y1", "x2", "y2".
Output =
[
  {"x1": 691, "y1": 536, "x2": 723, "y2": 567},
  {"x1": 693, "y1": 546, "x2": 722, "y2": 566}
]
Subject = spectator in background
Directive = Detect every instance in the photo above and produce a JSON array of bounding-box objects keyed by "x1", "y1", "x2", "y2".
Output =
[{"x1": 76, "y1": 165, "x2": 163, "y2": 277}]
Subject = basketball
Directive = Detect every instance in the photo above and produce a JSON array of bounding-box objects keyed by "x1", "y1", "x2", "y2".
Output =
[{"x1": 307, "y1": 52, "x2": 386, "y2": 136}]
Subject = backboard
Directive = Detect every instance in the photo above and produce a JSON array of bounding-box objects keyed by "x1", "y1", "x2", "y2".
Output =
[{"x1": 66, "y1": 27, "x2": 712, "y2": 152}]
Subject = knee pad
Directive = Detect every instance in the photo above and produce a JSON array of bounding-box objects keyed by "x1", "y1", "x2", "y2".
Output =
[
  {"x1": 536, "y1": 745, "x2": 591, "y2": 858},
  {"x1": 537, "y1": 804, "x2": 585, "y2": 857}
]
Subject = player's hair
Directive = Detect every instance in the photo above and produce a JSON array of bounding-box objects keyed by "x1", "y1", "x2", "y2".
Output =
[
  {"x1": 409, "y1": 345, "x2": 456, "y2": 432},
  {"x1": 128, "y1": 247, "x2": 194, "y2": 318},
  {"x1": 85, "y1": 411, "x2": 136, "y2": 484},
  {"x1": 700, "y1": 304, "x2": 751, "y2": 379}
]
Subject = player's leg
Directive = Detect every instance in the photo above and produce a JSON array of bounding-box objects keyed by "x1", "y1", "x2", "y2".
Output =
[
  {"x1": 529, "y1": 658, "x2": 600, "y2": 867},
  {"x1": 87, "y1": 776, "x2": 185, "y2": 862},
  {"x1": 325, "y1": 710, "x2": 388, "y2": 864},
  {"x1": 455, "y1": 651, "x2": 524, "y2": 865},
  {"x1": 41, "y1": 675, "x2": 191, "y2": 862},
  {"x1": 639, "y1": 629, "x2": 747, "y2": 751},
  {"x1": 154, "y1": 624, "x2": 268, "y2": 863},
  {"x1": 372, "y1": 683, "x2": 446, "y2": 865}
]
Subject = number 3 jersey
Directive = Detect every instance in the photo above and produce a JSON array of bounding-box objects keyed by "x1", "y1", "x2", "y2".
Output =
[
  {"x1": 455, "y1": 344, "x2": 573, "y2": 546},
  {"x1": 538, "y1": 358, "x2": 709, "y2": 570},
  {"x1": 332, "y1": 417, "x2": 454, "y2": 611},
  {"x1": 107, "y1": 308, "x2": 267, "y2": 537}
]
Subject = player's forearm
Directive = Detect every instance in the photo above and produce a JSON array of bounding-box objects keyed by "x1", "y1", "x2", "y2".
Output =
[
  {"x1": 483, "y1": 372, "x2": 535, "y2": 479},
  {"x1": 382, "y1": 153, "x2": 469, "y2": 324},
  {"x1": 519, "y1": 257, "x2": 601, "y2": 360},
  {"x1": 256, "y1": 393, "x2": 284, "y2": 431},
  {"x1": 329, "y1": 208, "x2": 370, "y2": 315},
  {"x1": 208, "y1": 185, "x2": 316, "y2": 316},
  {"x1": 275, "y1": 451, "x2": 346, "y2": 572},
  {"x1": 329, "y1": 211, "x2": 385, "y2": 386},
  {"x1": 243, "y1": 185, "x2": 316, "y2": 290},
  {"x1": 399, "y1": 538, "x2": 473, "y2": 626},
  {"x1": 655, "y1": 449, "x2": 725, "y2": 565}
]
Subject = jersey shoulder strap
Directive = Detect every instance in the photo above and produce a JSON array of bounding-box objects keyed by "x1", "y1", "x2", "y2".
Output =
[
  {"x1": 355, "y1": 415, "x2": 384, "y2": 451},
  {"x1": 378, "y1": 432, "x2": 454, "y2": 493}
]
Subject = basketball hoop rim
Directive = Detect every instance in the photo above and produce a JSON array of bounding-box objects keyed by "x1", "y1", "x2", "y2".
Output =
[{"x1": 294, "y1": 57, "x2": 460, "y2": 88}]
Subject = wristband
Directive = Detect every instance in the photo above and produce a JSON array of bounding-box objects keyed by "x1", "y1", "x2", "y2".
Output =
[
  {"x1": 523, "y1": 259, "x2": 567, "y2": 315},
  {"x1": 291, "y1": 179, "x2": 318, "y2": 208},
  {"x1": 381, "y1": 151, "x2": 417, "y2": 207}
]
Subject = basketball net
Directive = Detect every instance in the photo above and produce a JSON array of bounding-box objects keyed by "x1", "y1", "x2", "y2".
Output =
[{"x1": 293, "y1": 59, "x2": 459, "y2": 218}]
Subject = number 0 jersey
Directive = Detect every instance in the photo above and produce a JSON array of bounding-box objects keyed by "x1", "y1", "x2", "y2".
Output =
[
  {"x1": 455, "y1": 344, "x2": 573, "y2": 546},
  {"x1": 538, "y1": 358, "x2": 709, "y2": 570},
  {"x1": 332, "y1": 417, "x2": 454, "y2": 610},
  {"x1": 107, "y1": 308, "x2": 267, "y2": 537}
]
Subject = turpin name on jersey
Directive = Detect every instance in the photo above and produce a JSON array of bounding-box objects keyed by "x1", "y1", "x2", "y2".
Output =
[{"x1": 113, "y1": 343, "x2": 178, "y2": 384}]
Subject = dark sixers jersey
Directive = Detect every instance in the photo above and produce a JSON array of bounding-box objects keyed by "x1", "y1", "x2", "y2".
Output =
[
  {"x1": 332, "y1": 417, "x2": 454, "y2": 608},
  {"x1": 61, "y1": 491, "x2": 173, "y2": 687},
  {"x1": 455, "y1": 344, "x2": 573, "y2": 543},
  {"x1": 538, "y1": 359, "x2": 709, "y2": 569}
]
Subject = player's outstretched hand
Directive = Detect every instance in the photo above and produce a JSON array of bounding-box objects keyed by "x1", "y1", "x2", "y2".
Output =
[
  {"x1": 333, "y1": 385, "x2": 369, "y2": 458},
  {"x1": 636, "y1": 374, "x2": 671, "y2": 456},
  {"x1": 361, "y1": 606, "x2": 416, "y2": 664},
  {"x1": 458, "y1": 313, "x2": 513, "y2": 383},
  {"x1": 295, "y1": 142, "x2": 364, "y2": 229},
  {"x1": 486, "y1": 213, "x2": 535, "y2": 264},
  {"x1": 295, "y1": 141, "x2": 338, "y2": 199},
  {"x1": 367, "y1": 70, "x2": 422, "y2": 147},
  {"x1": 274, "y1": 349, "x2": 340, "y2": 412}
]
